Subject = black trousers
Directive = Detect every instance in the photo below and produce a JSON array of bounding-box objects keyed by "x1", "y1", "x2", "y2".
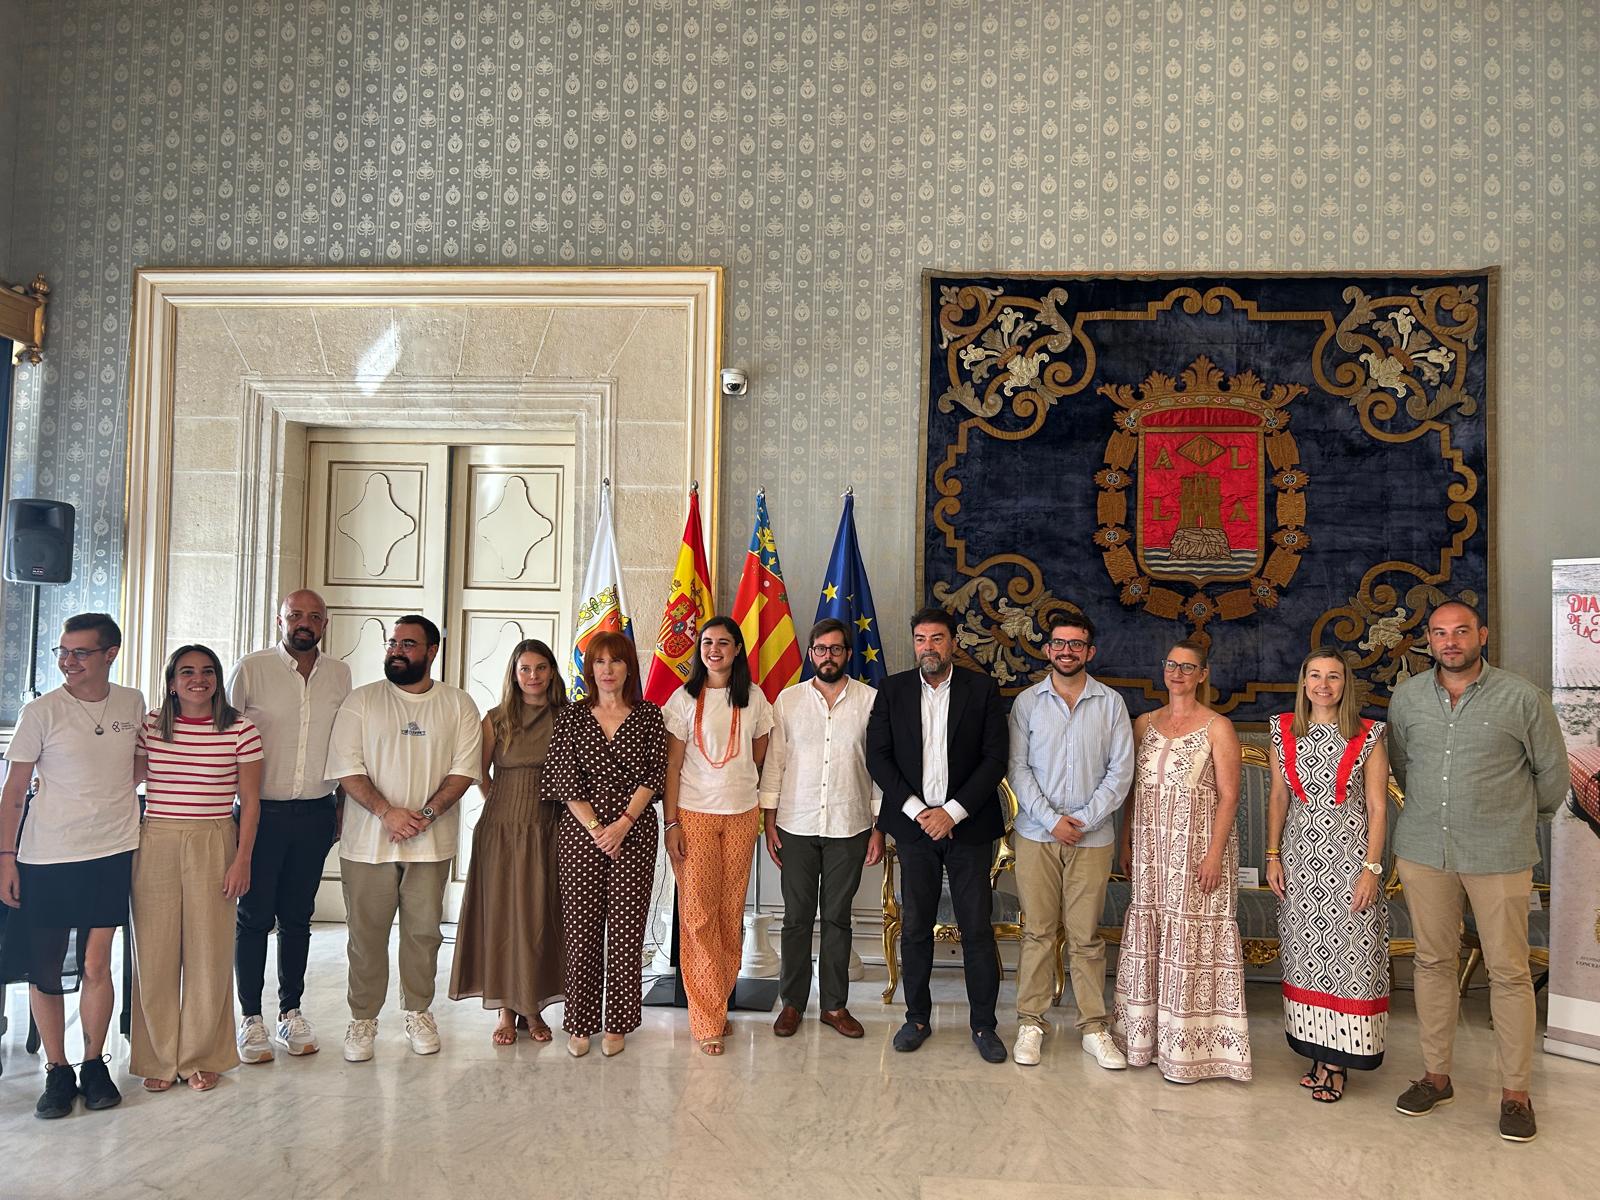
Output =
[
  {"x1": 777, "y1": 827, "x2": 870, "y2": 1012},
  {"x1": 898, "y1": 836, "x2": 998, "y2": 1032},
  {"x1": 235, "y1": 796, "x2": 337, "y2": 1017}
]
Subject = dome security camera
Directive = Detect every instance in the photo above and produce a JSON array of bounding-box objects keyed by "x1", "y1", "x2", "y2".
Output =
[{"x1": 720, "y1": 368, "x2": 749, "y2": 396}]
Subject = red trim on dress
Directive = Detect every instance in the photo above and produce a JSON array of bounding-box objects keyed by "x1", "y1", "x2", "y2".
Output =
[
  {"x1": 1281, "y1": 981, "x2": 1390, "y2": 1016},
  {"x1": 1279, "y1": 714, "x2": 1373, "y2": 806}
]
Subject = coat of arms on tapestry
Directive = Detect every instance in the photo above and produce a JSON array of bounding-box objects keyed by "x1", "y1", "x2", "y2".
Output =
[{"x1": 919, "y1": 270, "x2": 1495, "y2": 724}]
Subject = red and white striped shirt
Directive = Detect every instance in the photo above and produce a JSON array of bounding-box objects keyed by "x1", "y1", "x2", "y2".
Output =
[{"x1": 138, "y1": 713, "x2": 264, "y2": 820}]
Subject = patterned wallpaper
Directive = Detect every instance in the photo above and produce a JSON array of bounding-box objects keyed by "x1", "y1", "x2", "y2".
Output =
[{"x1": 3, "y1": 0, "x2": 1596, "y2": 719}]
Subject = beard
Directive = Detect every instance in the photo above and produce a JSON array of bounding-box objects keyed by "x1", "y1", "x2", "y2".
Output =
[
  {"x1": 1050, "y1": 657, "x2": 1086, "y2": 679},
  {"x1": 815, "y1": 659, "x2": 846, "y2": 683},
  {"x1": 285, "y1": 627, "x2": 320, "y2": 652},
  {"x1": 1437, "y1": 642, "x2": 1483, "y2": 672},
  {"x1": 384, "y1": 655, "x2": 429, "y2": 686},
  {"x1": 917, "y1": 651, "x2": 949, "y2": 678}
]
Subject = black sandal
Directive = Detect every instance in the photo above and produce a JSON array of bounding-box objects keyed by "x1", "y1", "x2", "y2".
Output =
[
  {"x1": 1311, "y1": 1065, "x2": 1346, "y2": 1103},
  {"x1": 1299, "y1": 1061, "x2": 1323, "y2": 1089}
]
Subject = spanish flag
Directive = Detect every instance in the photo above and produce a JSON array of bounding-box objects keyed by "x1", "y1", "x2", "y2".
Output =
[
  {"x1": 730, "y1": 491, "x2": 802, "y2": 704},
  {"x1": 643, "y1": 486, "x2": 714, "y2": 705}
]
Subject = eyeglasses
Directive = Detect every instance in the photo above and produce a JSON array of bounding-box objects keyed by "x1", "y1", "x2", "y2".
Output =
[
  {"x1": 1162, "y1": 659, "x2": 1202, "y2": 676},
  {"x1": 385, "y1": 639, "x2": 423, "y2": 652},
  {"x1": 52, "y1": 646, "x2": 108, "y2": 662},
  {"x1": 1047, "y1": 638, "x2": 1090, "y2": 653},
  {"x1": 809, "y1": 645, "x2": 849, "y2": 658}
]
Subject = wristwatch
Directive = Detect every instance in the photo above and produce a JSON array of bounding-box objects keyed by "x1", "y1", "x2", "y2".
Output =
[
  {"x1": 585, "y1": 816, "x2": 602, "y2": 831},
  {"x1": 421, "y1": 805, "x2": 438, "y2": 822},
  {"x1": 1362, "y1": 861, "x2": 1383, "y2": 877}
]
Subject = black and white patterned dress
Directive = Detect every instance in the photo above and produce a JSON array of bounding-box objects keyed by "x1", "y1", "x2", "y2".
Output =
[{"x1": 1273, "y1": 716, "x2": 1389, "y2": 1070}]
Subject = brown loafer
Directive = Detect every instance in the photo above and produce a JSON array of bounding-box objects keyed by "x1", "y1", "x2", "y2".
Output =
[
  {"x1": 820, "y1": 1007, "x2": 864, "y2": 1039},
  {"x1": 773, "y1": 1005, "x2": 802, "y2": 1037}
]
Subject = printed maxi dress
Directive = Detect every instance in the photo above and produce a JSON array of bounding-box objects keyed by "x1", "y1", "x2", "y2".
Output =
[
  {"x1": 1272, "y1": 715, "x2": 1389, "y2": 1069},
  {"x1": 1112, "y1": 717, "x2": 1253, "y2": 1082}
]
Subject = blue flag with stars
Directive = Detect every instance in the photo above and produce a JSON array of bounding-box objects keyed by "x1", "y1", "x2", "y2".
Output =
[{"x1": 808, "y1": 492, "x2": 887, "y2": 686}]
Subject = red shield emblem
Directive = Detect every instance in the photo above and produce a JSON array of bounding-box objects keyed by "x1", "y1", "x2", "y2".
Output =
[
  {"x1": 1137, "y1": 407, "x2": 1264, "y2": 585},
  {"x1": 659, "y1": 593, "x2": 701, "y2": 660}
]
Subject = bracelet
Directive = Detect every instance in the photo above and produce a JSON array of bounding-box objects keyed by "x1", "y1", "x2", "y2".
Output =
[
  {"x1": 619, "y1": 812, "x2": 634, "y2": 824},
  {"x1": 0, "y1": 849, "x2": 16, "y2": 858},
  {"x1": 664, "y1": 820, "x2": 680, "y2": 832},
  {"x1": 1265, "y1": 848, "x2": 1281, "y2": 858}
]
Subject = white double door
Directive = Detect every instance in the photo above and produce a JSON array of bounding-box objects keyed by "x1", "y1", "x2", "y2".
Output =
[{"x1": 305, "y1": 431, "x2": 576, "y2": 920}]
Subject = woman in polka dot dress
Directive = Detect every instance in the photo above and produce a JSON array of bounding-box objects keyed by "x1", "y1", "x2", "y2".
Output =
[
  {"x1": 662, "y1": 617, "x2": 773, "y2": 1056},
  {"x1": 540, "y1": 630, "x2": 666, "y2": 1059}
]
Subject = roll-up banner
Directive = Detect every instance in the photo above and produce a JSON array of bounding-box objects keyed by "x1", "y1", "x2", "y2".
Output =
[{"x1": 1547, "y1": 558, "x2": 1600, "y2": 1064}]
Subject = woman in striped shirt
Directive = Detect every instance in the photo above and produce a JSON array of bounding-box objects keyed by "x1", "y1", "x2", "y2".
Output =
[{"x1": 130, "y1": 644, "x2": 263, "y2": 1092}]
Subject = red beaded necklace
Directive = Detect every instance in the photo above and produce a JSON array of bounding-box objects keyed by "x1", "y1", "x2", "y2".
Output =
[{"x1": 693, "y1": 687, "x2": 742, "y2": 770}]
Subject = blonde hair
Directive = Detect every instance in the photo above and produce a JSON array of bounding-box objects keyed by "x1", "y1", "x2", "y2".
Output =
[{"x1": 1291, "y1": 647, "x2": 1362, "y2": 740}]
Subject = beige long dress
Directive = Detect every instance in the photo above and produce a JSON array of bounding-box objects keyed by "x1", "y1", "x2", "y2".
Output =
[
  {"x1": 449, "y1": 703, "x2": 565, "y2": 1016},
  {"x1": 1111, "y1": 717, "x2": 1253, "y2": 1082}
]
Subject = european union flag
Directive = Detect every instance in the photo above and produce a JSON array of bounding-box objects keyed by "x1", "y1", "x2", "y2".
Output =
[{"x1": 808, "y1": 492, "x2": 887, "y2": 686}]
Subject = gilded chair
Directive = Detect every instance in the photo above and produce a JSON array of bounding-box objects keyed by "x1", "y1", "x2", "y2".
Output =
[{"x1": 880, "y1": 781, "x2": 1022, "y2": 1004}]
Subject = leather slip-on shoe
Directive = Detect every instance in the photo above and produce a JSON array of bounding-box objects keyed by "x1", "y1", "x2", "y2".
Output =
[
  {"x1": 773, "y1": 1005, "x2": 802, "y2": 1037},
  {"x1": 820, "y1": 1008, "x2": 864, "y2": 1039},
  {"x1": 972, "y1": 1029, "x2": 1008, "y2": 1064},
  {"x1": 892, "y1": 1022, "x2": 931, "y2": 1052}
]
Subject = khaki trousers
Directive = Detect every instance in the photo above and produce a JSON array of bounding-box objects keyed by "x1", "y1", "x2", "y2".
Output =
[
  {"x1": 340, "y1": 858, "x2": 452, "y2": 1019},
  {"x1": 1396, "y1": 857, "x2": 1536, "y2": 1092},
  {"x1": 129, "y1": 818, "x2": 239, "y2": 1080},
  {"x1": 1014, "y1": 836, "x2": 1115, "y2": 1034}
]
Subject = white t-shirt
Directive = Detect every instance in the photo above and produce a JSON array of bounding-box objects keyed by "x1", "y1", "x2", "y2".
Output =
[
  {"x1": 662, "y1": 684, "x2": 774, "y2": 815},
  {"x1": 325, "y1": 680, "x2": 482, "y2": 864},
  {"x1": 4, "y1": 684, "x2": 145, "y2": 864}
]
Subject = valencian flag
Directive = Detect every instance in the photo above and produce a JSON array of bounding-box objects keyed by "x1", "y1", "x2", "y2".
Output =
[
  {"x1": 568, "y1": 480, "x2": 632, "y2": 702},
  {"x1": 810, "y1": 489, "x2": 887, "y2": 686},
  {"x1": 730, "y1": 490, "x2": 802, "y2": 704},
  {"x1": 643, "y1": 485, "x2": 714, "y2": 705}
]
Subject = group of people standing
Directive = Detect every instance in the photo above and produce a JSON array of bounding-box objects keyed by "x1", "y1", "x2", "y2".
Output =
[{"x1": 0, "y1": 592, "x2": 1565, "y2": 1146}]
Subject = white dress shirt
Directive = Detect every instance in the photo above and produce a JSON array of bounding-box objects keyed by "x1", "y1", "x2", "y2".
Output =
[
  {"x1": 758, "y1": 676, "x2": 878, "y2": 837},
  {"x1": 228, "y1": 645, "x2": 353, "y2": 801},
  {"x1": 900, "y1": 670, "x2": 969, "y2": 826}
]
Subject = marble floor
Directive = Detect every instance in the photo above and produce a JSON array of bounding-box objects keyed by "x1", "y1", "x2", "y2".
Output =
[{"x1": 0, "y1": 929, "x2": 1590, "y2": 1200}]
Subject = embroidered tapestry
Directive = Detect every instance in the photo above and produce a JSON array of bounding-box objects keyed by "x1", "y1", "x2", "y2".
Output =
[{"x1": 920, "y1": 270, "x2": 1495, "y2": 724}]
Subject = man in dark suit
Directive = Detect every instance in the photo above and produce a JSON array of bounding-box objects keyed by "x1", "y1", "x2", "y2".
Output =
[{"x1": 866, "y1": 606, "x2": 1009, "y2": 1063}]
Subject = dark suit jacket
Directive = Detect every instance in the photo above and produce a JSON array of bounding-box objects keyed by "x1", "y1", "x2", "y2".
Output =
[{"x1": 866, "y1": 665, "x2": 1009, "y2": 846}]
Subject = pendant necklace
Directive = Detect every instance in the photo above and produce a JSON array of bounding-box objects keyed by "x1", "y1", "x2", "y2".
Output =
[{"x1": 68, "y1": 691, "x2": 111, "y2": 735}]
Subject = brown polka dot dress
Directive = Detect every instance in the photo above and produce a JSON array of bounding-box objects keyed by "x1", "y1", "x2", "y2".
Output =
[{"x1": 540, "y1": 701, "x2": 666, "y2": 1038}]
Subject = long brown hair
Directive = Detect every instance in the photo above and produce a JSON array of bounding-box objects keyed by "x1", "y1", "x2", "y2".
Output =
[
  {"x1": 1290, "y1": 647, "x2": 1362, "y2": 740},
  {"x1": 581, "y1": 630, "x2": 642, "y2": 706},
  {"x1": 491, "y1": 639, "x2": 568, "y2": 746},
  {"x1": 155, "y1": 644, "x2": 240, "y2": 742}
]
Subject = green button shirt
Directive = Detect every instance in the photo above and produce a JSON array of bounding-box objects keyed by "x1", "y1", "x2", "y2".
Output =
[{"x1": 1387, "y1": 663, "x2": 1566, "y2": 874}]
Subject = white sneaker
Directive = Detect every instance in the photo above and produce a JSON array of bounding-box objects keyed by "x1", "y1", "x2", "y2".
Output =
[
  {"x1": 1082, "y1": 1030, "x2": 1128, "y2": 1069},
  {"x1": 1015, "y1": 1024, "x2": 1044, "y2": 1067},
  {"x1": 343, "y1": 1018, "x2": 378, "y2": 1063},
  {"x1": 276, "y1": 1009, "x2": 319, "y2": 1056},
  {"x1": 404, "y1": 1009, "x2": 441, "y2": 1056},
  {"x1": 237, "y1": 1015, "x2": 274, "y2": 1064}
]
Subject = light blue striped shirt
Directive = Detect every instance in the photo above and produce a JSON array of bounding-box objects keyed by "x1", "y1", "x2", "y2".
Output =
[{"x1": 1007, "y1": 674, "x2": 1135, "y2": 847}]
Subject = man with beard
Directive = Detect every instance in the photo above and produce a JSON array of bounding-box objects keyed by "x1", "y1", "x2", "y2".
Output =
[
  {"x1": 761, "y1": 619, "x2": 883, "y2": 1039},
  {"x1": 1006, "y1": 613, "x2": 1134, "y2": 1069},
  {"x1": 1388, "y1": 601, "x2": 1565, "y2": 1142},
  {"x1": 866, "y1": 607, "x2": 1009, "y2": 1062},
  {"x1": 326, "y1": 615, "x2": 481, "y2": 1062},
  {"x1": 227, "y1": 590, "x2": 352, "y2": 1063}
]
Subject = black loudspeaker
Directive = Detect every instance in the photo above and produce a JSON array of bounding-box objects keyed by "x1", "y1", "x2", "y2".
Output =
[{"x1": 4, "y1": 498, "x2": 75, "y2": 584}]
